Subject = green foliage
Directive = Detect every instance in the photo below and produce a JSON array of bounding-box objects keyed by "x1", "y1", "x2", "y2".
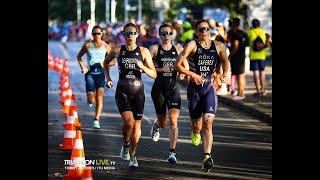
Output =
[{"x1": 48, "y1": 0, "x2": 246, "y2": 22}]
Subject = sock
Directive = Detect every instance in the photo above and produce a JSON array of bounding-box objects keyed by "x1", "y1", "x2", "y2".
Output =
[
  {"x1": 193, "y1": 130, "x2": 199, "y2": 134},
  {"x1": 170, "y1": 148, "x2": 176, "y2": 153},
  {"x1": 204, "y1": 153, "x2": 211, "y2": 159},
  {"x1": 123, "y1": 140, "x2": 130, "y2": 148}
]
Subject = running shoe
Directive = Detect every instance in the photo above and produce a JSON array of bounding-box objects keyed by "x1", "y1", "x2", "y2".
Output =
[
  {"x1": 191, "y1": 131, "x2": 201, "y2": 146},
  {"x1": 201, "y1": 156, "x2": 214, "y2": 173},
  {"x1": 120, "y1": 145, "x2": 130, "y2": 161},
  {"x1": 93, "y1": 120, "x2": 100, "y2": 129},
  {"x1": 129, "y1": 156, "x2": 138, "y2": 168},
  {"x1": 150, "y1": 119, "x2": 160, "y2": 142},
  {"x1": 260, "y1": 91, "x2": 267, "y2": 96},
  {"x1": 232, "y1": 95, "x2": 245, "y2": 101},
  {"x1": 166, "y1": 152, "x2": 177, "y2": 164}
]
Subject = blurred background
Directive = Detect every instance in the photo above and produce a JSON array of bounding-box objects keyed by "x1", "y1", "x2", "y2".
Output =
[{"x1": 48, "y1": 0, "x2": 271, "y2": 43}]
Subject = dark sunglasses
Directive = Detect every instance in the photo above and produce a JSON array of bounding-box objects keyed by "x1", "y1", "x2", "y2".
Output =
[
  {"x1": 92, "y1": 32, "x2": 102, "y2": 36},
  {"x1": 197, "y1": 27, "x2": 210, "y2": 33},
  {"x1": 160, "y1": 31, "x2": 173, "y2": 36},
  {"x1": 123, "y1": 31, "x2": 139, "y2": 36}
]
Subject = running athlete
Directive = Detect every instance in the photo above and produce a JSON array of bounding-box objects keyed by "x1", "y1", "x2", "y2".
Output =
[
  {"x1": 77, "y1": 25, "x2": 112, "y2": 129},
  {"x1": 104, "y1": 23, "x2": 157, "y2": 168},
  {"x1": 174, "y1": 19, "x2": 229, "y2": 172},
  {"x1": 149, "y1": 24, "x2": 189, "y2": 164}
]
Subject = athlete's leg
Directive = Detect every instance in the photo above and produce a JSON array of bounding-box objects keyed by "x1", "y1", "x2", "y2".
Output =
[
  {"x1": 168, "y1": 108, "x2": 180, "y2": 150},
  {"x1": 121, "y1": 111, "x2": 135, "y2": 145},
  {"x1": 87, "y1": 92, "x2": 95, "y2": 104},
  {"x1": 85, "y1": 73, "x2": 96, "y2": 105},
  {"x1": 156, "y1": 114, "x2": 167, "y2": 129},
  {"x1": 94, "y1": 87, "x2": 104, "y2": 120},
  {"x1": 129, "y1": 120, "x2": 142, "y2": 157},
  {"x1": 202, "y1": 113, "x2": 215, "y2": 155},
  {"x1": 201, "y1": 113, "x2": 215, "y2": 172},
  {"x1": 151, "y1": 82, "x2": 166, "y2": 129},
  {"x1": 192, "y1": 117, "x2": 202, "y2": 133}
]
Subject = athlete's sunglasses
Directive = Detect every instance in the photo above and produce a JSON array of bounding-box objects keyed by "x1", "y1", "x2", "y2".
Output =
[
  {"x1": 92, "y1": 32, "x2": 102, "y2": 36},
  {"x1": 160, "y1": 31, "x2": 173, "y2": 37},
  {"x1": 197, "y1": 27, "x2": 210, "y2": 33},
  {"x1": 123, "y1": 31, "x2": 139, "y2": 37}
]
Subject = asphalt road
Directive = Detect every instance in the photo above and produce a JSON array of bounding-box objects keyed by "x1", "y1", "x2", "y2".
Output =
[{"x1": 48, "y1": 41, "x2": 272, "y2": 179}]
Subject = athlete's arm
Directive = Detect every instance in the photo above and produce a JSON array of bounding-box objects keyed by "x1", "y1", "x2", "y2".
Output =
[
  {"x1": 105, "y1": 43, "x2": 112, "y2": 57},
  {"x1": 149, "y1": 45, "x2": 165, "y2": 73},
  {"x1": 104, "y1": 46, "x2": 120, "y2": 67},
  {"x1": 77, "y1": 41, "x2": 90, "y2": 74},
  {"x1": 215, "y1": 41, "x2": 229, "y2": 83},
  {"x1": 103, "y1": 46, "x2": 120, "y2": 87},
  {"x1": 174, "y1": 44, "x2": 189, "y2": 80},
  {"x1": 139, "y1": 47, "x2": 157, "y2": 79},
  {"x1": 174, "y1": 41, "x2": 205, "y2": 85}
]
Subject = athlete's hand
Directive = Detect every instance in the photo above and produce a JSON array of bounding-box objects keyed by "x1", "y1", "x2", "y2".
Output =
[
  {"x1": 178, "y1": 73, "x2": 186, "y2": 80},
  {"x1": 135, "y1": 59, "x2": 144, "y2": 68},
  {"x1": 220, "y1": 74, "x2": 227, "y2": 83},
  {"x1": 217, "y1": 28, "x2": 224, "y2": 35},
  {"x1": 105, "y1": 80, "x2": 113, "y2": 88},
  {"x1": 191, "y1": 72, "x2": 205, "y2": 85},
  {"x1": 161, "y1": 65, "x2": 170, "y2": 72},
  {"x1": 81, "y1": 67, "x2": 89, "y2": 74}
]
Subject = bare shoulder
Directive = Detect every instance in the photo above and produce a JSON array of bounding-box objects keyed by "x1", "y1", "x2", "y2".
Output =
[
  {"x1": 149, "y1": 44, "x2": 158, "y2": 51},
  {"x1": 149, "y1": 44, "x2": 159, "y2": 50},
  {"x1": 214, "y1": 40, "x2": 224, "y2": 47},
  {"x1": 140, "y1": 46, "x2": 151, "y2": 54},
  {"x1": 214, "y1": 40, "x2": 225, "y2": 51},
  {"x1": 83, "y1": 40, "x2": 91, "y2": 48},
  {"x1": 103, "y1": 41, "x2": 110, "y2": 47},
  {"x1": 103, "y1": 42, "x2": 112, "y2": 51},
  {"x1": 186, "y1": 40, "x2": 196, "y2": 48},
  {"x1": 183, "y1": 40, "x2": 197, "y2": 54},
  {"x1": 173, "y1": 44, "x2": 183, "y2": 53}
]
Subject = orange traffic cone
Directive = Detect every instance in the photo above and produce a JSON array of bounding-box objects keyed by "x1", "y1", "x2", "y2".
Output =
[
  {"x1": 64, "y1": 130, "x2": 93, "y2": 180},
  {"x1": 59, "y1": 72, "x2": 69, "y2": 84},
  {"x1": 81, "y1": 166, "x2": 93, "y2": 180},
  {"x1": 55, "y1": 57, "x2": 64, "y2": 73},
  {"x1": 61, "y1": 91, "x2": 72, "y2": 114},
  {"x1": 59, "y1": 75, "x2": 69, "y2": 95},
  {"x1": 60, "y1": 123, "x2": 76, "y2": 150},
  {"x1": 60, "y1": 78, "x2": 70, "y2": 90},
  {"x1": 48, "y1": 53, "x2": 54, "y2": 70},
  {"x1": 60, "y1": 85, "x2": 72, "y2": 105},
  {"x1": 62, "y1": 59, "x2": 69, "y2": 76},
  {"x1": 61, "y1": 93, "x2": 78, "y2": 114},
  {"x1": 65, "y1": 108, "x2": 81, "y2": 128}
]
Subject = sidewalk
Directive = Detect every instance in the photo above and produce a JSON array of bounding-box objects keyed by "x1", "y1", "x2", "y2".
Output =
[{"x1": 218, "y1": 66, "x2": 272, "y2": 124}]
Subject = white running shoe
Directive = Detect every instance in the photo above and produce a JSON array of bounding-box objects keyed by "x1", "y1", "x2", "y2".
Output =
[
  {"x1": 120, "y1": 145, "x2": 130, "y2": 161},
  {"x1": 93, "y1": 120, "x2": 100, "y2": 129},
  {"x1": 129, "y1": 156, "x2": 138, "y2": 168},
  {"x1": 150, "y1": 119, "x2": 160, "y2": 142}
]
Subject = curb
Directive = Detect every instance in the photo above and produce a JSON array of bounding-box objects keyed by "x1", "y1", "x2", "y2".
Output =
[{"x1": 218, "y1": 95, "x2": 272, "y2": 124}]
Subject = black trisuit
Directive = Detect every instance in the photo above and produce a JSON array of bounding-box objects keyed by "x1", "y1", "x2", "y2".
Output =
[
  {"x1": 151, "y1": 45, "x2": 181, "y2": 114},
  {"x1": 187, "y1": 41, "x2": 219, "y2": 120},
  {"x1": 115, "y1": 45, "x2": 145, "y2": 120}
]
